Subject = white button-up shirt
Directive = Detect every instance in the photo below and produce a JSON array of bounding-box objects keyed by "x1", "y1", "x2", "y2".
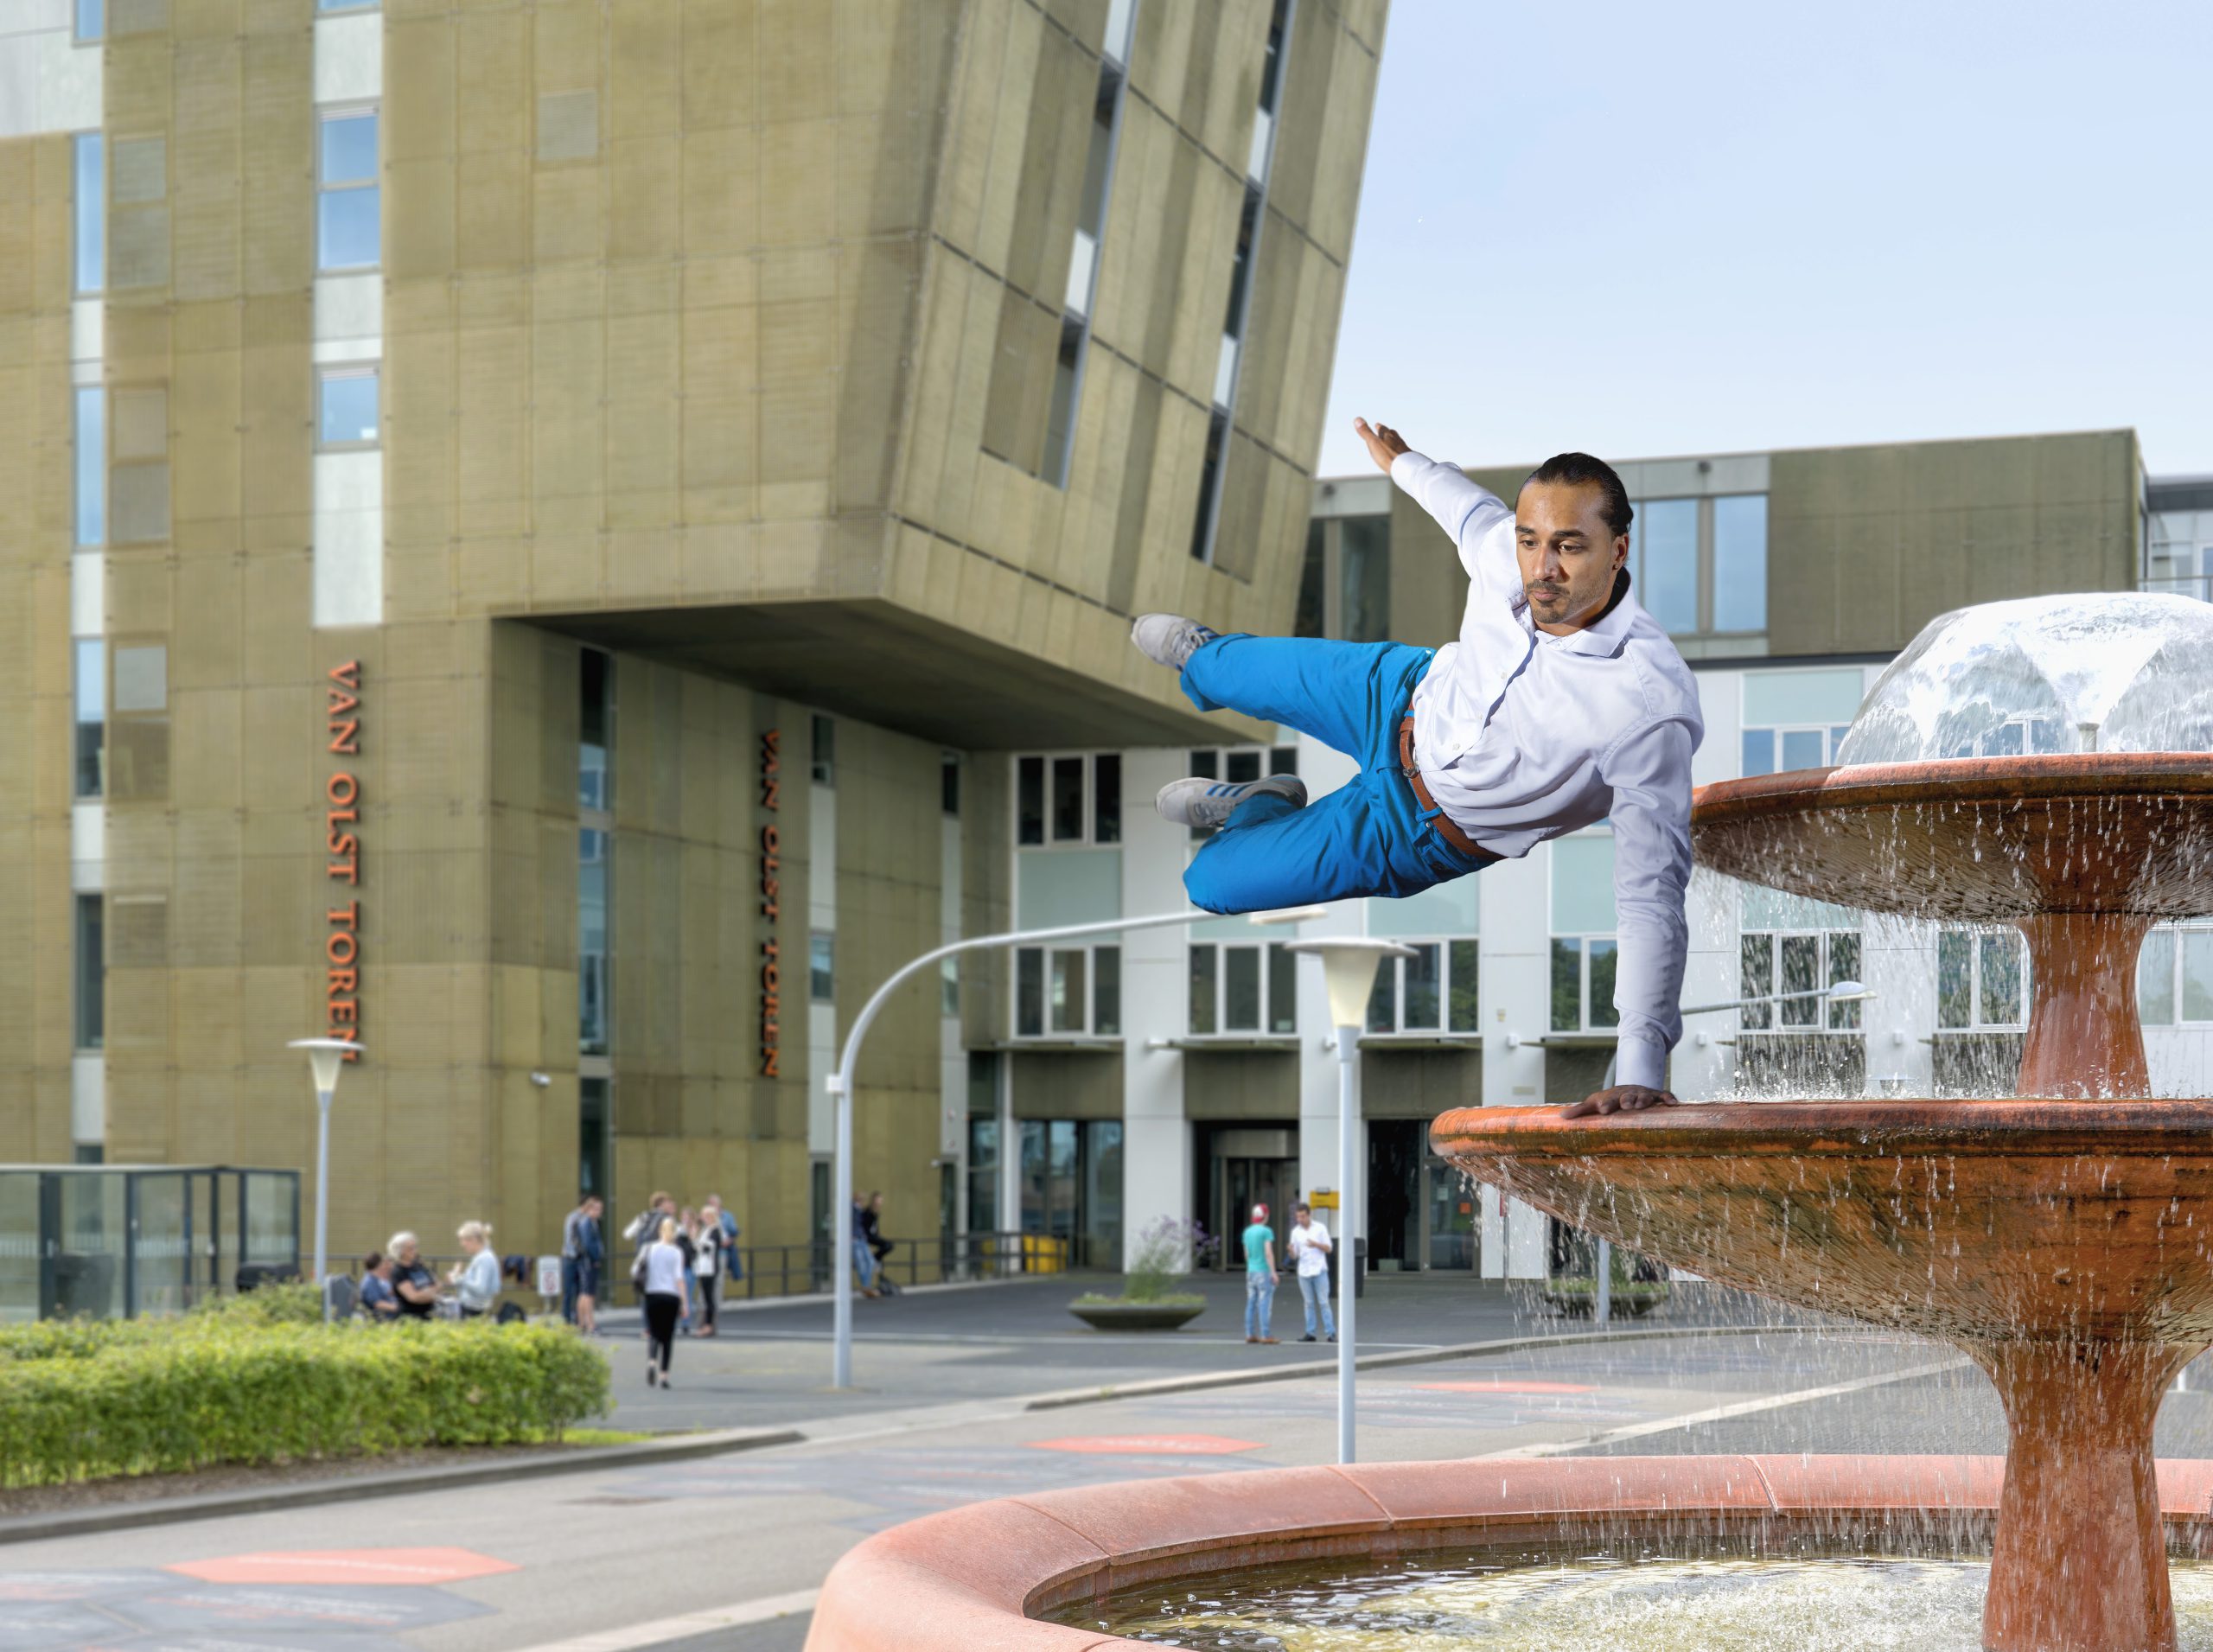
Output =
[{"x1": 1393, "y1": 451, "x2": 1704, "y2": 1093}]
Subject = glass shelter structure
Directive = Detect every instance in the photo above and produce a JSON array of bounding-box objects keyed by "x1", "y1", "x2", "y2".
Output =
[{"x1": 0, "y1": 1165, "x2": 300, "y2": 1321}]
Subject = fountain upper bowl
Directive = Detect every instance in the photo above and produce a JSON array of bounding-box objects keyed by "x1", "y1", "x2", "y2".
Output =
[{"x1": 1693, "y1": 752, "x2": 2213, "y2": 922}]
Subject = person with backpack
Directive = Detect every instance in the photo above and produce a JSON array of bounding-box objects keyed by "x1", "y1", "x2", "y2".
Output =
[{"x1": 562, "y1": 1195, "x2": 604, "y2": 1335}]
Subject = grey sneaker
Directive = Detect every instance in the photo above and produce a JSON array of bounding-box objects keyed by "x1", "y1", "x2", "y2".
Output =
[
  {"x1": 1157, "y1": 774, "x2": 1307, "y2": 830},
  {"x1": 1131, "y1": 613, "x2": 1219, "y2": 671}
]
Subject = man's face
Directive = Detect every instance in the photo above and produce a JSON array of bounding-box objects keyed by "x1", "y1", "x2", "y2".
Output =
[
  {"x1": 1295, "y1": 1210, "x2": 1310, "y2": 1228},
  {"x1": 1515, "y1": 480, "x2": 1627, "y2": 634}
]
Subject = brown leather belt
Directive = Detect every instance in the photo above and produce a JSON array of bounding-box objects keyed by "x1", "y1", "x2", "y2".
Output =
[{"x1": 1397, "y1": 717, "x2": 1490, "y2": 859}]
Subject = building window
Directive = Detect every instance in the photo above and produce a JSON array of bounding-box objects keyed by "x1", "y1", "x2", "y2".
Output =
[
  {"x1": 73, "y1": 639, "x2": 104, "y2": 799},
  {"x1": 1629, "y1": 492, "x2": 1769, "y2": 638},
  {"x1": 74, "y1": 894, "x2": 103, "y2": 1051},
  {"x1": 1741, "y1": 929, "x2": 1863, "y2": 1030},
  {"x1": 1188, "y1": 941, "x2": 1296, "y2": 1036},
  {"x1": 578, "y1": 827, "x2": 609, "y2": 1056},
  {"x1": 75, "y1": 0, "x2": 103, "y2": 42},
  {"x1": 811, "y1": 713, "x2": 835, "y2": 786},
  {"x1": 1937, "y1": 928, "x2": 2028, "y2": 1030},
  {"x1": 1549, "y1": 833, "x2": 1617, "y2": 1033},
  {"x1": 1740, "y1": 668, "x2": 1864, "y2": 776},
  {"x1": 316, "y1": 365, "x2": 379, "y2": 449},
  {"x1": 2138, "y1": 926, "x2": 2213, "y2": 1026},
  {"x1": 316, "y1": 108, "x2": 379, "y2": 271},
  {"x1": 1015, "y1": 753, "x2": 1122, "y2": 846},
  {"x1": 1184, "y1": 744, "x2": 1296, "y2": 840},
  {"x1": 73, "y1": 133, "x2": 102, "y2": 293},
  {"x1": 810, "y1": 932, "x2": 834, "y2": 1003},
  {"x1": 74, "y1": 386, "x2": 104, "y2": 547},
  {"x1": 1940, "y1": 717, "x2": 2070, "y2": 762},
  {"x1": 1297, "y1": 513, "x2": 1391, "y2": 641},
  {"x1": 1015, "y1": 943, "x2": 1119, "y2": 1038},
  {"x1": 2146, "y1": 507, "x2": 2213, "y2": 603},
  {"x1": 318, "y1": 0, "x2": 379, "y2": 10},
  {"x1": 968, "y1": 1113, "x2": 1000, "y2": 1233},
  {"x1": 1365, "y1": 940, "x2": 1480, "y2": 1036},
  {"x1": 578, "y1": 648, "x2": 611, "y2": 811},
  {"x1": 941, "y1": 956, "x2": 960, "y2": 1017},
  {"x1": 1192, "y1": 0, "x2": 1291, "y2": 563},
  {"x1": 578, "y1": 1077, "x2": 609, "y2": 1202},
  {"x1": 941, "y1": 750, "x2": 960, "y2": 816}
]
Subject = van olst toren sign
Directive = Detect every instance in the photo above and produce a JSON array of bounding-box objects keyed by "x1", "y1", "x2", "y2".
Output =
[{"x1": 325, "y1": 660, "x2": 364, "y2": 1062}]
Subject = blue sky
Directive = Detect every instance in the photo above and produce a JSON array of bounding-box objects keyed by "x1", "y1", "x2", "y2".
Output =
[{"x1": 1317, "y1": 0, "x2": 2213, "y2": 478}]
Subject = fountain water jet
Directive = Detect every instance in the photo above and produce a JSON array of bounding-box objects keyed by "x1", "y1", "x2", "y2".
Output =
[{"x1": 1437, "y1": 597, "x2": 2213, "y2": 1652}]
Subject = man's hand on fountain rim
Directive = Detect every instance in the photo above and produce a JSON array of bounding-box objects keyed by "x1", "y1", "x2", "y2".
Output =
[{"x1": 1562, "y1": 1085, "x2": 1680, "y2": 1119}]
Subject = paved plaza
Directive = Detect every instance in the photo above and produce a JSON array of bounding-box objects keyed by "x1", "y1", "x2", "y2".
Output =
[{"x1": 10, "y1": 1272, "x2": 2206, "y2": 1650}]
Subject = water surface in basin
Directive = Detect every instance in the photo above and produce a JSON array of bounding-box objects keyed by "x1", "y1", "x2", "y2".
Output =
[{"x1": 1057, "y1": 1549, "x2": 2213, "y2": 1649}]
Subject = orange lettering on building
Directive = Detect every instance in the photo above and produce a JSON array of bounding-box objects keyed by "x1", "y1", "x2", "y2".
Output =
[{"x1": 324, "y1": 663, "x2": 365, "y2": 1059}]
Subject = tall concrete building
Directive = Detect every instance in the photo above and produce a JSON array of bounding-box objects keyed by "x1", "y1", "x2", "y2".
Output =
[{"x1": 0, "y1": 0, "x2": 1389, "y2": 1285}]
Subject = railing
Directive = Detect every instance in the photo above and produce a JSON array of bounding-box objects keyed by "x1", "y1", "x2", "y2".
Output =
[
  {"x1": 715, "y1": 1230, "x2": 1067, "y2": 1301},
  {"x1": 2142, "y1": 573, "x2": 2212, "y2": 602}
]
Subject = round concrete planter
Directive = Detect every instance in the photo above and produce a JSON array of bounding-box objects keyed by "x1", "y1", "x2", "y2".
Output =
[
  {"x1": 1066, "y1": 1299, "x2": 1204, "y2": 1332},
  {"x1": 803, "y1": 1455, "x2": 2213, "y2": 1649}
]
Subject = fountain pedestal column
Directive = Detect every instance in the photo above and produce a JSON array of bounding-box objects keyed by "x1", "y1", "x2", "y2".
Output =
[
  {"x1": 2014, "y1": 912, "x2": 2154, "y2": 1100},
  {"x1": 1973, "y1": 1338, "x2": 2199, "y2": 1652}
]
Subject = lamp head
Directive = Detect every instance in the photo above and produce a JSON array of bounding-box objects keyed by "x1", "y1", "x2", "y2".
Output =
[
  {"x1": 1284, "y1": 937, "x2": 1417, "y2": 1028},
  {"x1": 288, "y1": 1037, "x2": 360, "y2": 1094},
  {"x1": 1826, "y1": 980, "x2": 1875, "y2": 1004}
]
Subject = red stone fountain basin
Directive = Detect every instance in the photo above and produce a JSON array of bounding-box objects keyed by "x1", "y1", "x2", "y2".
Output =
[
  {"x1": 1432, "y1": 1100, "x2": 2213, "y2": 1651},
  {"x1": 805, "y1": 1454, "x2": 2213, "y2": 1650},
  {"x1": 1693, "y1": 755, "x2": 2213, "y2": 1097}
]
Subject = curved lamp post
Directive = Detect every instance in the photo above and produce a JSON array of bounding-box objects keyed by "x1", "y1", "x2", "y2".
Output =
[
  {"x1": 826, "y1": 906, "x2": 1326, "y2": 1390},
  {"x1": 1283, "y1": 936, "x2": 1413, "y2": 1465},
  {"x1": 1587, "y1": 979, "x2": 1877, "y2": 1324},
  {"x1": 287, "y1": 1037, "x2": 360, "y2": 1322}
]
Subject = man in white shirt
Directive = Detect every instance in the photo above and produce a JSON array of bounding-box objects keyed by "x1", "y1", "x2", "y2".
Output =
[
  {"x1": 1285, "y1": 1202, "x2": 1336, "y2": 1343},
  {"x1": 1131, "y1": 420, "x2": 1703, "y2": 1117}
]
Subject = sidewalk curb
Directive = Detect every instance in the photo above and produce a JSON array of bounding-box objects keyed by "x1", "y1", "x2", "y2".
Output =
[
  {"x1": 0, "y1": 1426, "x2": 802, "y2": 1549},
  {"x1": 1021, "y1": 1323, "x2": 1847, "y2": 1410}
]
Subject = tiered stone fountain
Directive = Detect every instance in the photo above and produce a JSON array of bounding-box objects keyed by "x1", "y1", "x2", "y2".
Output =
[
  {"x1": 808, "y1": 596, "x2": 2213, "y2": 1652},
  {"x1": 1438, "y1": 594, "x2": 2213, "y2": 1651}
]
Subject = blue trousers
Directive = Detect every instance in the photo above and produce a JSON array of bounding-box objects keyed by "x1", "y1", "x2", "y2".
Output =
[
  {"x1": 1245, "y1": 1272, "x2": 1276, "y2": 1339},
  {"x1": 1179, "y1": 635, "x2": 1495, "y2": 915},
  {"x1": 1298, "y1": 1271, "x2": 1336, "y2": 1339}
]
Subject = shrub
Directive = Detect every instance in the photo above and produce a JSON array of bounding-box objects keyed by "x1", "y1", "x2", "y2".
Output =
[
  {"x1": 1123, "y1": 1215, "x2": 1209, "y2": 1303},
  {"x1": 191, "y1": 1280, "x2": 325, "y2": 1326},
  {"x1": 0, "y1": 1318, "x2": 610, "y2": 1488}
]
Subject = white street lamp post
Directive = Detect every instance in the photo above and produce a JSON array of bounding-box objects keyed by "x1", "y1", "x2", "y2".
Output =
[
  {"x1": 287, "y1": 1037, "x2": 360, "y2": 1322},
  {"x1": 826, "y1": 905, "x2": 1323, "y2": 1391},
  {"x1": 1589, "y1": 979, "x2": 1875, "y2": 1324},
  {"x1": 1284, "y1": 937, "x2": 1413, "y2": 1466}
]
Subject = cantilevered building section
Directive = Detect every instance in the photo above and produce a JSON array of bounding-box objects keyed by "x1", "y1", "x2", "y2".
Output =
[{"x1": 0, "y1": 0, "x2": 1388, "y2": 1276}]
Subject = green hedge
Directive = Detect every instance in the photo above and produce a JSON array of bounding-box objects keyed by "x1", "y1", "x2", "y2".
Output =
[{"x1": 0, "y1": 1315, "x2": 610, "y2": 1487}]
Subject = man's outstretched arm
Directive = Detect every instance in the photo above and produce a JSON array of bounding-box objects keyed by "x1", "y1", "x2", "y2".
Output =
[
  {"x1": 1355, "y1": 418, "x2": 1513, "y2": 580},
  {"x1": 1562, "y1": 718, "x2": 1697, "y2": 1119}
]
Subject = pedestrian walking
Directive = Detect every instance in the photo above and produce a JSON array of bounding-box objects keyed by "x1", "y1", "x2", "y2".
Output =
[
  {"x1": 1241, "y1": 1204, "x2": 1280, "y2": 1345},
  {"x1": 851, "y1": 1196, "x2": 881, "y2": 1298},
  {"x1": 563, "y1": 1195, "x2": 604, "y2": 1335},
  {"x1": 862, "y1": 1191, "x2": 898, "y2": 1296},
  {"x1": 675, "y1": 1206, "x2": 702, "y2": 1331},
  {"x1": 1286, "y1": 1202, "x2": 1336, "y2": 1343},
  {"x1": 692, "y1": 1198, "x2": 724, "y2": 1336},
  {"x1": 636, "y1": 1217, "x2": 686, "y2": 1387},
  {"x1": 624, "y1": 1191, "x2": 674, "y2": 1317},
  {"x1": 450, "y1": 1221, "x2": 501, "y2": 1318}
]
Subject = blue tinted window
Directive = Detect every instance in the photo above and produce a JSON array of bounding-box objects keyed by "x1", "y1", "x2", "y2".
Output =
[
  {"x1": 74, "y1": 0, "x2": 102, "y2": 41},
  {"x1": 1781, "y1": 729, "x2": 1825, "y2": 769},
  {"x1": 320, "y1": 112, "x2": 378, "y2": 184},
  {"x1": 1638, "y1": 499, "x2": 1697, "y2": 632},
  {"x1": 73, "y1": 134, "x2": 102, "y2": 294},
  {"x1": 1712, "y1": 494, "x2": 1768, "y2": 632},
  {"x1": 317, "y1": 369, "x2": 379, "y2": 446},
  {"x1": 318, "y1": 187, "x2": 380, "y2": 270},
  {"x1": 1741, "y1": 730, "x2": 1774, "y2": 777}
]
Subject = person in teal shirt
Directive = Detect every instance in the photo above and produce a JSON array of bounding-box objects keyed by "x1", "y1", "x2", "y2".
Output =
[{"x1": 1241, "y1": 1204, "x2": 1279, "y2": 1344}]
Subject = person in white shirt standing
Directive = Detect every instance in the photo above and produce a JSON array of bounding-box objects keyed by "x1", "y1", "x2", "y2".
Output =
[
  {"x1": 1130, "y1": 420, "x2": 1703, "y2": 1118},
  {"x1": 1286, "y1": 1202, "x2": 1336, "y2": 1343}
]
